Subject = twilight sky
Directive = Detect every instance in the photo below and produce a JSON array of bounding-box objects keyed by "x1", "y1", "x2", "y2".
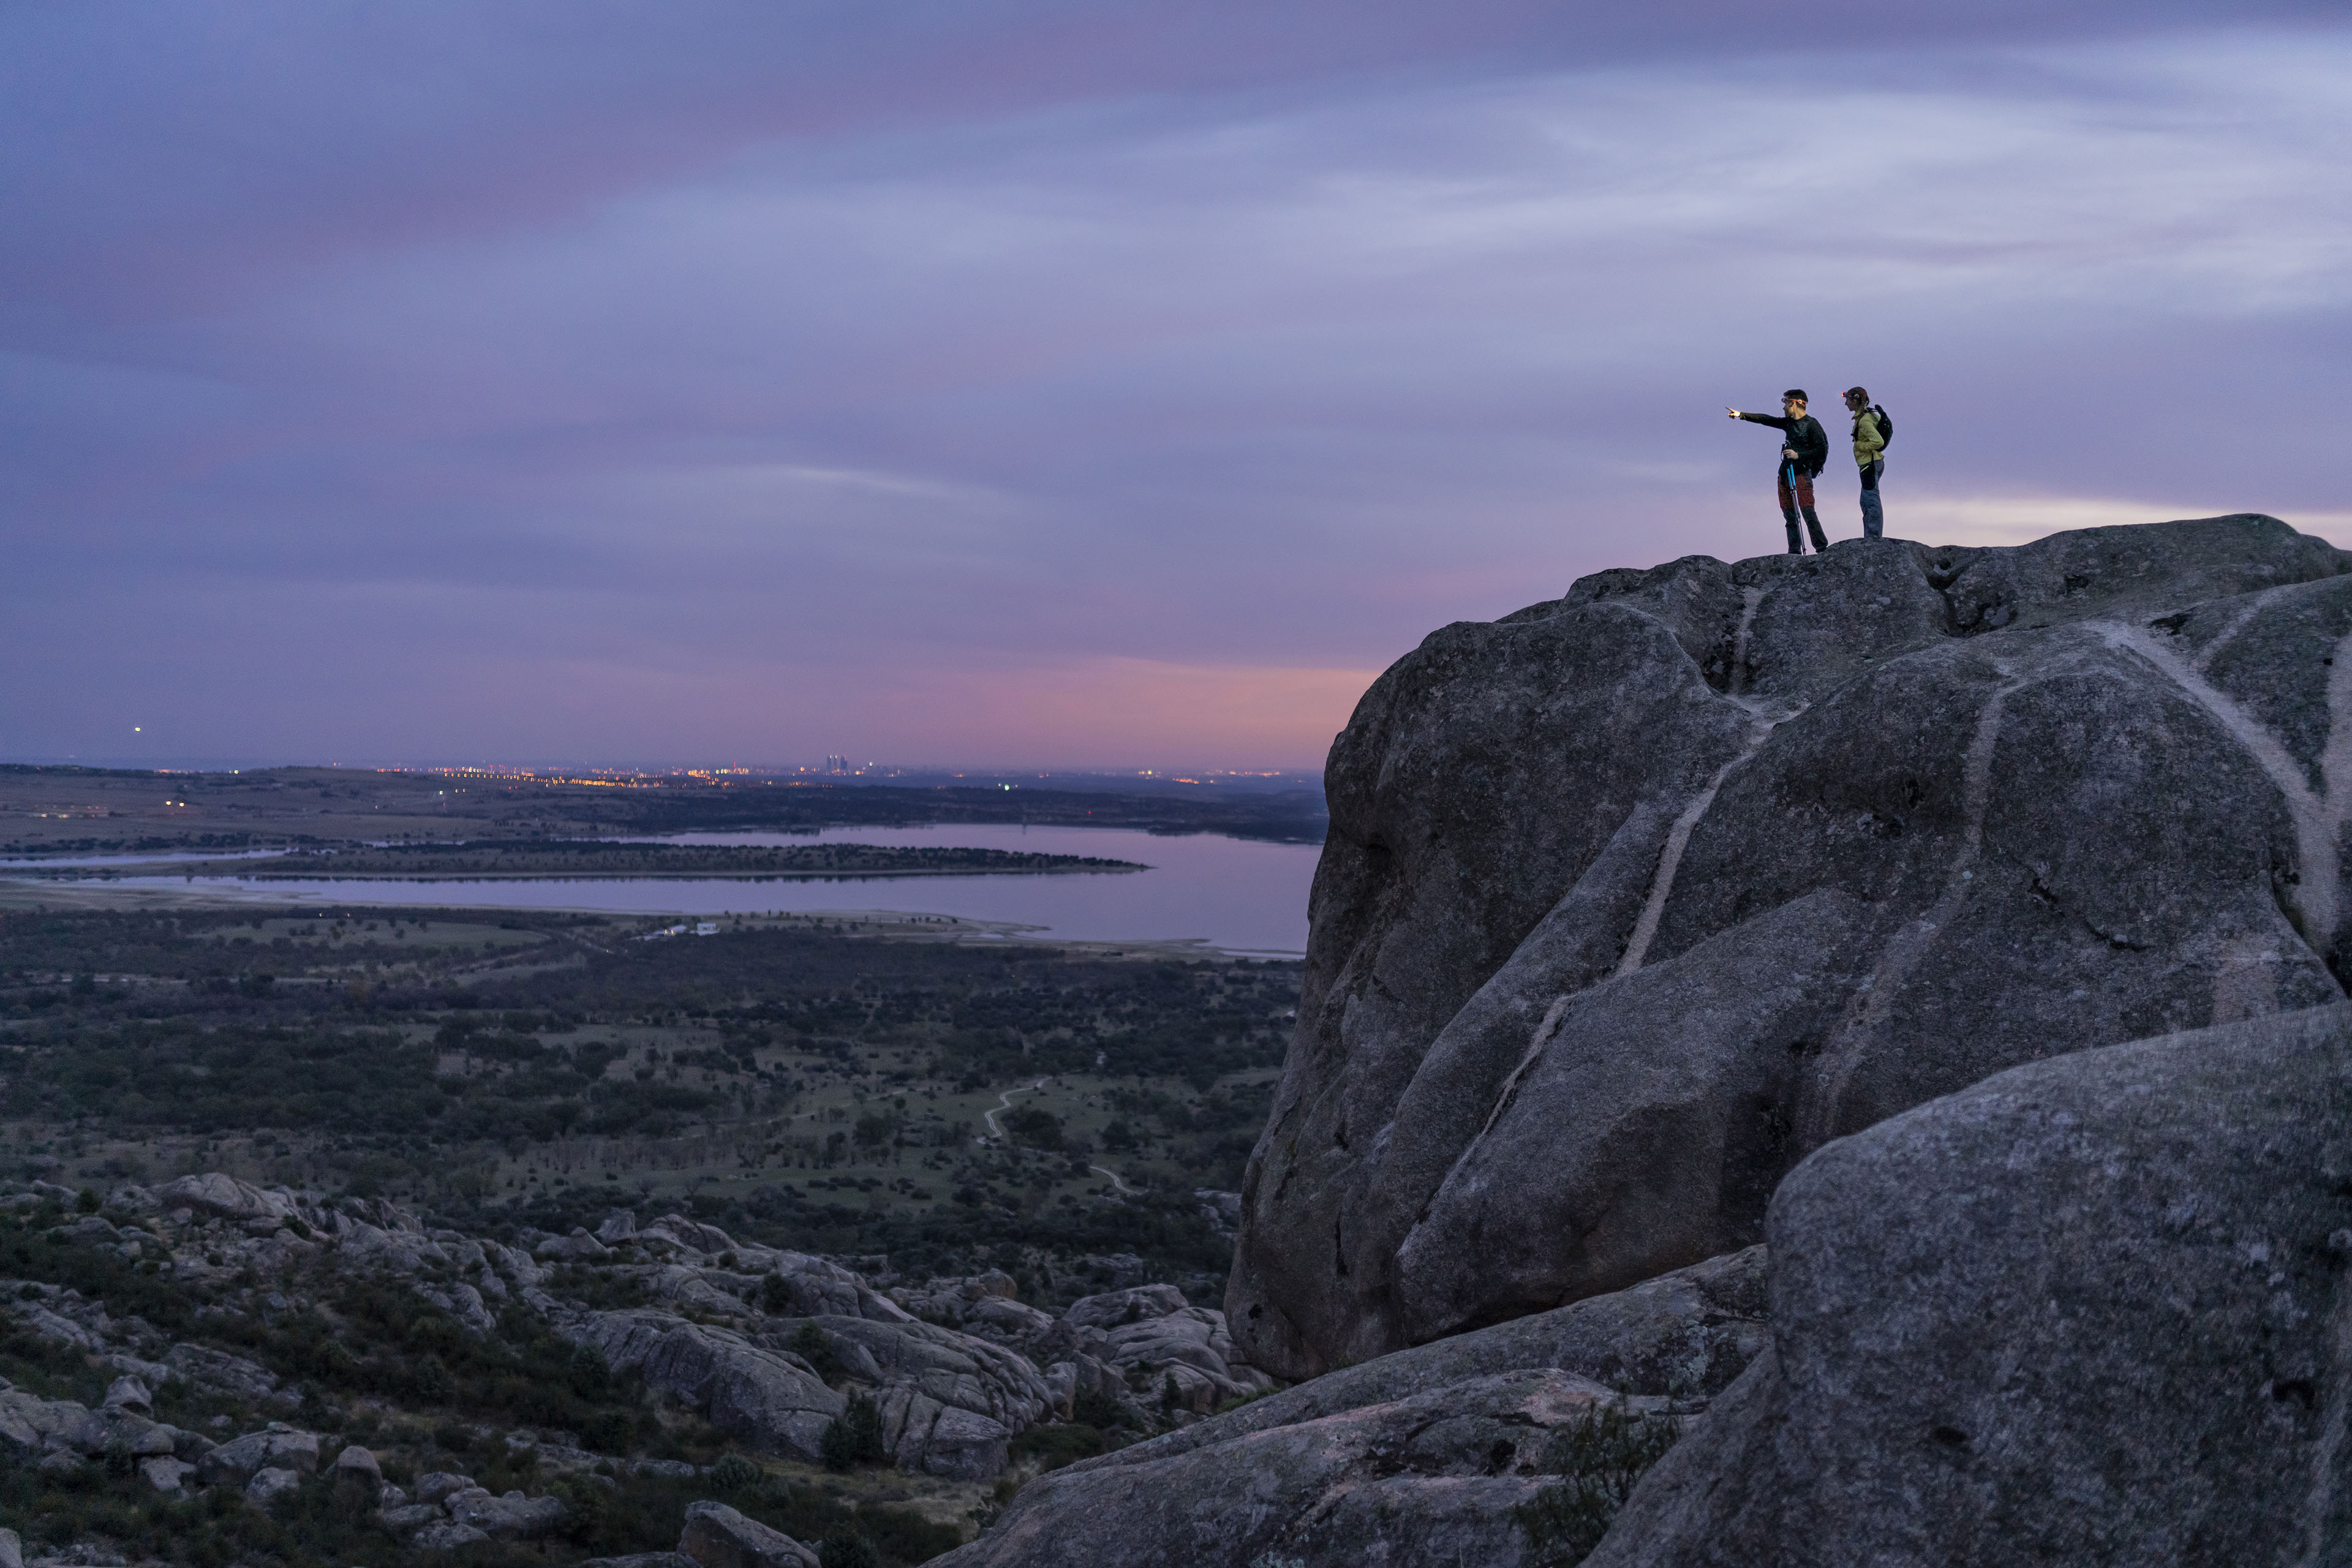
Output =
[{"x1": 4, "y1": 2, "x2": 2346, "y2": 770}]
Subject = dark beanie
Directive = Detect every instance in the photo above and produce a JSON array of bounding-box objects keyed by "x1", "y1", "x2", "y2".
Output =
[{"x1": 1783, "y1": 388, "x2": 1807, "y2": 402}]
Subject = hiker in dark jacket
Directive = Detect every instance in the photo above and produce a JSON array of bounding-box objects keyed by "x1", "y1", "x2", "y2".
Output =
[
  {"x1": 1726, "y1": 390, "x2": 1830, "y2": 554},
  {"x1": 1844, "y1": 385, "x2": 1888, "y2": 540}
]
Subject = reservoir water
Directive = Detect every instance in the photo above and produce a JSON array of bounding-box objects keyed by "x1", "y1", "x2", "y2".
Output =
[{"x1": 94, "y1": 824, "x2": 1324, "y2": 955}]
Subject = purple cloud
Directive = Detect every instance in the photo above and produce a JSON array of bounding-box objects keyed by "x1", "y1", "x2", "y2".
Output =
[{"x1": 2, "y1": 4, "x2": 2345, "y2": 766}]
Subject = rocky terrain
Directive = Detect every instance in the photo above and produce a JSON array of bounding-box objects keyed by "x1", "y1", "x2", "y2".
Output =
[
  {"x1": 0, "y1": 1169, "x2": 1270, "y2": 1564},
  {"x1": 1231, "y1": 514, "x2": 2352, "y2": 1377},
  {"x1": 1586, "y1": 1001, "x2": 2352, "y2": 1567},
  {"x1": 942, "y1": 1000, "x2": 2352, "y2": 1566},
  {"x1": 919, "y1": 517, "x2": 2352, "y2": 1566},
  {"x1": 935, "y1": 1248, "x2": 1766, "y2": 1567},
  {"x1": 14, "y1": 514, "x2": 2350, "y2": 1566}
]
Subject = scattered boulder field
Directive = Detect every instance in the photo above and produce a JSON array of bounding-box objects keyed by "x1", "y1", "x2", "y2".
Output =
[{"x1": 0, "y1": 1167, "x2": 1271, "y2": 1562}]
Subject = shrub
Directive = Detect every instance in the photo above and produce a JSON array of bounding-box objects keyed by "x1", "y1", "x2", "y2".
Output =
[
  {"x1": 582, "y1": 1408, "x2": 638, "y2": 1457},
  {"x1": 790, "y1": 1322, "x2": 849, "y2": 1385},
  {"x1": 407, "y1": 1354, "x2": 452, "y2": 1403},
  {"x1": 1002, "y1": 1106, "x2": 1063, "y2": 1152},
  {"x1": 1071, "y1": 1385, "x2": 1127, "y2": 1431},
  {"x1": 1009, "y1": 1420, "x2": 1105, "y2": 1472},
  {"x1": 710, "y1": 1453, "x2": 761, "y2": 1493},
  {"x1": 818, "y1": 1529, "x2": 881, "y2": 1568},
  {"x1": 1511, "y1": 1403, "x2": 1683, "y2": 1567},
  {"x1": 818, "y1": 1390, "x2": 888, "y2": 1471},
  {"x1": 567, "y1": 1340, "x2": 613, "y2": 1397}
]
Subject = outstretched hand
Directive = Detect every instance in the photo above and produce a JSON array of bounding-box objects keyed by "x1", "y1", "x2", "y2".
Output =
[{"x1": 1725, "y1": 406, "x2": 1740, "y2": 418}]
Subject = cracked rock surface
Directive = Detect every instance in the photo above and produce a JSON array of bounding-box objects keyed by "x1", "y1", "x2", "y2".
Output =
[
  {"x1": 1586, "y1": 1001, "x2": 2352, "y2": 1567},
  {"x1": 1231, "y1": 516, "x2": 2352, "y2": 1378},
  {"x1": 933, "y1": 1248, "x2": 1763, "y2": 1568},
  {"x1": 943, "y1": 1368, "x2": 1654, "y2": 1568}
]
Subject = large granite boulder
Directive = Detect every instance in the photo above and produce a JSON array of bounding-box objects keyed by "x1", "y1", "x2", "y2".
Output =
[
  {"x1": 571, "y1": 1311, "x2": 845, "y2": 1461},
  {"x1": 780, "y1": 1314, "x2": 1055, "y2": 1476},
  {"x1": 894, "y1": 1269, "x2": 1057, "y2": 1355},
  {"x1": 940, "y1": 1368, "x2": 1664, "y2": 1568},
  {"x1": 163, "y1": 1342, "x2": 284, "y2": 1403},
  {"x1": 1038, "y1": 1287, "x2": 1274, "y2": 1414},
  {"x1": 446, "y1": 1485, "x2": 569, "y2": 1540},
  {"x1": 1230, "y1": 516, "x2": 2352, "y2": 1378},
  {"x1": 0, "y1": 1389, "x2": 186, "y2": 1463},
  {"x1": 156, "y1": 1172, "x2": 295, "y2": 1224},
  {"x1": 677, "y1": 1499, "x2": 819, "y2": 1568},
  {"x1": 931, "y1": 1248, "x2": 1765, "y2": 1568},
  {"x1": 0, "y1": 1390, "x2": 107, "y2": 1455},
  {"x1": 1586, "y1": 1001, "x2": 2352, "y2": 1567},
  {"x1": 199, "y1": 1424, "x2": 322, "y2": 1483}
]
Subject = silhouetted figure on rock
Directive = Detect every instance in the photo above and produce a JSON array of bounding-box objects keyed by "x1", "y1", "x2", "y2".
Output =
[
  {"x1": 1844, "y1": 385, "x2": 1890, "y2": 540},
  {"x1": 1727, "y1": 390, "x2": 1829, "y2": 553}
]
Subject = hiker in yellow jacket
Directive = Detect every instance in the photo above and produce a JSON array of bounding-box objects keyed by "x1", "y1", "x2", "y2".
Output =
[{"x1": 1844, "y1": 386, "x2": 1889, "y2": 540}]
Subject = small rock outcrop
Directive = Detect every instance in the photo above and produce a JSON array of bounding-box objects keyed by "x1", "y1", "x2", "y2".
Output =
[
  {"x1": 411, "y1": 1521, "x2": 493, "y2": 1550},
  {"x1": 573, "y1": 1311, "x2": 847, "y2": 1461},
  {"x1": 162, "y1": 1342, "x2": 287, "y2": 1405},
  {"x1": 677, "y1": 1499, "x2": 820, "y2": 1568},
  {"x1": 949, "y1": 1369, "x2": 1656, "y2": 1568},
  {"x1": 1231, "y1": 517, "x2": 2352, "y2": 1378},
  {"x1": 1586, "y1": 1001, "x2": 2352, "y2": 1567},
  {"x1": 198, "y1": 1424, "x2": 320, "y2": 1485},
  {"x1": 445, "y1": 1485, "x2": 569, "y2": 1540},
  {"x1": 789, "y1": 1313, "x2": 1054, "y2": 1476},
  {"x1": 138, "y1": 1455, "x2": 195, "y2": 1494},
  {"x1": 935, "y1": 1249, "x2": 1766, "y2": 1567},
  {"x1": 331, "y1": 1443, "x2": 382, "y2": 1500}
]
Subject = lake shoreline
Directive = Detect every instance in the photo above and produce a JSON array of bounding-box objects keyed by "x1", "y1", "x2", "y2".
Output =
[
  {"x1": 18, "y1": 864, "x2": 1148, "y2": 884},
  {"x1": 0, "y1": 821, "x2": 1316, "y2": 952}
]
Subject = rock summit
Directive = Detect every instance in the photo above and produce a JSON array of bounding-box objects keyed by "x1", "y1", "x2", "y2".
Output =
[{"x1": 1229, "y1": 516, "x2": 2352, "y2": 1376}]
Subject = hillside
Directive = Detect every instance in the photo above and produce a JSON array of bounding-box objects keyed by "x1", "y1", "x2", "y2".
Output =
[{"x1": 2, "y1": 1171, "x2": 1265, "y2": 1566}]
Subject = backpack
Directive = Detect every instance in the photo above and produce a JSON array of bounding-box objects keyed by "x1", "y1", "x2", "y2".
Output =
[{"x1": 1871, "y1": 404, "x2": 1892, "y2": 447}]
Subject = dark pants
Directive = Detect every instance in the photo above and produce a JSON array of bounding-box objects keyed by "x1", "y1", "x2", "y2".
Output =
[
  {"x1": 1779, "y1": 464, "x2": 1828, "y2": 554},
  {"x1": 1858, "y1": 459, "x2": 1884, "y2": 539}
]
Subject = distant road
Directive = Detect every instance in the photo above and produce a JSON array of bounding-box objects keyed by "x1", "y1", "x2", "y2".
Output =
[{"x1": 982, "y1": 1080, "x2": 1049, "y2": 1140}]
